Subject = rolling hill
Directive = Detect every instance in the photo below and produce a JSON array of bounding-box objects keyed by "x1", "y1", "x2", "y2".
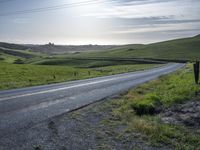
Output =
[
  {"x1": 69, "y1": 34, "x2": 200, "y2": 60},
  {"x1": 0, "y1": 34, "x2": 200, "y2": 64},
  {"x1": 29, "y1": 44, "x2": 118, "y2": 55},
  {"x1": 0, "y1": 42, "x2": 119, "y2": 55}
]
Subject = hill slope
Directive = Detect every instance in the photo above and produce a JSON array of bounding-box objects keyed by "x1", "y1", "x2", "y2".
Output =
[
  {"x1": 71, "y1": 35, "x2": 200, "y2": 60},
  {"x1": 29, "y1": 44, "x2": 119, "y2": 55},
  {"x1": 1, "y1": 34, "x2": 200, "y2": 61},
  {"x1": 0, "y1": 42, "x2": 120, "y2": 55}
]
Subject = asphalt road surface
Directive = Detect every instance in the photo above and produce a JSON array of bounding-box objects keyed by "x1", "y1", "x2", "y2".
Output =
[{"x1": 0, "y1": 63, "x2": 184, "y2": 138}]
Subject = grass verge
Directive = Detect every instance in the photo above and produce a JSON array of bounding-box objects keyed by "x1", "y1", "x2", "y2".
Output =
[
  {"x1": 0, "y1": 63, "x2": 160, "y2": 90},
  {"x1": 101, "y1": 64, "x2": 200, "y2": 149}
]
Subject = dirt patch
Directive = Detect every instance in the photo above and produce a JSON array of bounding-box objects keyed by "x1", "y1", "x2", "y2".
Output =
[{"x1": 161, "y1": 99, "x2": 200, "y2": 127}]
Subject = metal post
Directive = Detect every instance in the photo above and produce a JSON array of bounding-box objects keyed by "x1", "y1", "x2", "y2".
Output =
[{"x1": 193, "y1": 61, "x2": 199, "y2": 84}]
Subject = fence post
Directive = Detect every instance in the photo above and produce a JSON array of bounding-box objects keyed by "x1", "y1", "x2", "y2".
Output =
[{"x1": 193, "y1": 61, "x2": 199, "y2": 84}]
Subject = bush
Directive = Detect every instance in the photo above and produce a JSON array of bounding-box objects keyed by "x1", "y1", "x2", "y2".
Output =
[{"x1": 131, "y1": 93, "x2": 161, "y2": 115}]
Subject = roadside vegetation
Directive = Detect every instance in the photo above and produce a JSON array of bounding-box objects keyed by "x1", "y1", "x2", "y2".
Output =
[
  {"x1": 0, "y1": 62, "x2": 160, "y2": 90},
  {"x1": 131, "y1": 64, "x2": 197, "y2": 115},
  {"x1": 99, "y1": 64, "x2": 200, "y2": 149}
]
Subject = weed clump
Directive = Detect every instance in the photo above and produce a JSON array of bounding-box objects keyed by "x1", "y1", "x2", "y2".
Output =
[{"x1": 131, "y1": 93, "x2": 161, "y2": 115}]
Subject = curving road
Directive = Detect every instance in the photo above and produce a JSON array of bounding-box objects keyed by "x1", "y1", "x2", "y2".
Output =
[{"x1": 0, "y1": 63, "x2": 184, "y2": 138}]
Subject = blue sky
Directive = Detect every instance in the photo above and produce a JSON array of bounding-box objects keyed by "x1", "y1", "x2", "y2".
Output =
[{"x1": 0, "y1": 0, "x2": 200, "y2": 45}]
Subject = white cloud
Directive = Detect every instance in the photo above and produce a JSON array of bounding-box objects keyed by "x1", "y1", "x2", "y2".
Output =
[
  {"x1": 83, "y1": 0, "x2": 200, "y2": 20},
  {"x1": 109, "y1": 22, "x2": 200, "y2": 34}
]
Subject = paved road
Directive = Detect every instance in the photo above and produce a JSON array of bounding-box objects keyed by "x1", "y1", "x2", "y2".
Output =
[{"x1": 0, "y1": 63, "x2": 184, "y2": 138}]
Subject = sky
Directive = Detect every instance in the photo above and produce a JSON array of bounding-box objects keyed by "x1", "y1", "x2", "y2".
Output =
[{"x1": 0, "y1": 0, "x2": 200, "y2": 45}]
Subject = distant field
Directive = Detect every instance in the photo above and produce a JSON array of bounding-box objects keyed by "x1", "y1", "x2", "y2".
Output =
[
  {"x1": 0, "y1": 63, "x2": 161, "y2": 90},
  {"x1": 32, "y1": 57, "x2": 159, "y2": 68}
]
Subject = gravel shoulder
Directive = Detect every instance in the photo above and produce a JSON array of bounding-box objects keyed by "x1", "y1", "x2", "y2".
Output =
[
  {"x1": 0, "y1": 95, "x2": 168, "y2": 150},
  {"x1": 1, "y1": 95, "x2": 200, "y2": 150}
]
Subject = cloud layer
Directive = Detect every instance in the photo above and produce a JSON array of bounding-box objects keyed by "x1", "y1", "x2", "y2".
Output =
[{"x1": 0, "y1": 0, "x2": 199, "y2": 44}]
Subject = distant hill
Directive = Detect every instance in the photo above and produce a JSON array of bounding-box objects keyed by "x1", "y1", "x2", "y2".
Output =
[
  {"x1": 0, "y1": 42, "x2": 119, "y2": 55},
  {"x1": 0, "y1": 47, "x2": 35, "y2": 59},
  {"x1": 74, "y1": 35, "x2": 200, "y2": 60},
  {"x1": 1, "y1": 34, "x2": 200, "y2": 60},
  {"x1": 29, "y1": 44, "x2": 118, "y2": 55},
  {"x1": 0, "y1": 42, "x2": 28, "y2": 50}
]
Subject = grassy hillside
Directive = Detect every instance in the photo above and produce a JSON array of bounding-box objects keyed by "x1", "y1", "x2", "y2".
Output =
[
  {"x1": 1, "y1": 35, "x2": 199, "y2": 64},
  {"x1": 0, "y1": 42, "x2": 28, "y2": 50},
  {"x1": 0, "y1": 42, "x2": 119, "y2": 55},
  {"x1": 0, "y1": 47, "x2": 46, "y2": 63},
  {"x1": 30, "y1": 44, "x2": 119, "y2": 55},
  {"x1": 68, "y1": 35, "x2": 200, "y2": 60}
]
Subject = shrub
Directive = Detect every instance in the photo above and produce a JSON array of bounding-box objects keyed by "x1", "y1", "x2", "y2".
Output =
[{"x1": 131, "y1": 93, "x2": 161, "y2": 115}]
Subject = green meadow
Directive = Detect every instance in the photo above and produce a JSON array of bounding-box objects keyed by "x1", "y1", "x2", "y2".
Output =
[{"x1": 0, "y1": 62, "x2": 160, "y2": 90}]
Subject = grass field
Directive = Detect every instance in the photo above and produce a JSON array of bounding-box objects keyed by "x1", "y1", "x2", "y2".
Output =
[
  {"x1": 0, "y1": 63, "x2": 160, "y2": 90},
  {"x1": 101, "y1": 64, "x2": 200, "y2": 149},
  {"x1": 32, "y1": 57, "x2": 160, "y2": 67}
]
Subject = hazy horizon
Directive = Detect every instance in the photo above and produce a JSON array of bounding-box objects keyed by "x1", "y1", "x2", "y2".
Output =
[
  {"x1": 0, "y1": 33, "x2": 199, "y2": 46},
  {"x1": 0, "y1": 0, "x2": 200, "y2": 45}
]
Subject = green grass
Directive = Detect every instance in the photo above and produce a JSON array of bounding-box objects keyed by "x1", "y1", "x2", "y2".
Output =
[
  {"x1": 0, "y1": 47, "x2": 46, "y2": 64},
  {"x1": 0, "y1": 48, "x2": 36, "y2": 59},
  {"x1": 0, "y1": 52, "x2": 21, "y2": 63},
  {"x1": 1, "y1": 35, "x2": 200, "y2": 66},
  {"x1": 130, "y1": 64, "x2": 199, "y2": 115},
  {"x1": 125, "y1": 116, "x2": 200, "y2": 149},
  {"x1": 0, "y1": 63, "x2": 160, "y2": 90},
  {"x1": 94, "y1": 64, "x2": 162, "y2": 75},
  {"x1": 101, "y1": 64, "x2": 200, "y2": 149},
  {"x1": 32, "y1": 57, "x2": 159, "y2": 68},
  {"x1": 33, "y1": 58, "x2": 128, "y2": 67},
  {"x1": 0, "y1": 63, "x2": 100, "y2": 90},
  {"x1": 65, "y1": 35, "x2": 200, "y2": 60}
]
